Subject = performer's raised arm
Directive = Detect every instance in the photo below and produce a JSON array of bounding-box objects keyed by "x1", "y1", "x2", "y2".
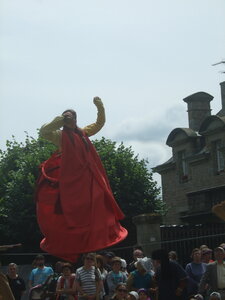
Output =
[{"x1": 83, "y1": 97, "x2": 105, "y2": 137}]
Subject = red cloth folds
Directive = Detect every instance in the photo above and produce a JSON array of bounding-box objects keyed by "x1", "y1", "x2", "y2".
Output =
[{"x1": 36, "y1": 128, "x2": 127, "y2": 262}]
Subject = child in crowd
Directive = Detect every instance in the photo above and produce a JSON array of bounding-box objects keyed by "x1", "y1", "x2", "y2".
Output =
[
  {"x1": 128, "y1": 291, "x2": 139, "y2": 300},
  {"x1": 138, "y1": 288, "x2": 151, "y2": 300}
]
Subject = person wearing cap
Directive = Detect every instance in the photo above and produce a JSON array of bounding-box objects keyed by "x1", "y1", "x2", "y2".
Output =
[
  {"x1": 199, "y1": 247, "x2": 225, "y2": 300},
  {"x1": 106, "y1": 257, "x2": 127, "y2": 298},
  {"x1": 127, "y1": 258, "x2": 153, "y2": 292},
  {"x1": 28, "y1": 255, "x2": 54, "y2": 300},
  {"x1": 128, "y1": 291, "x2": 139, "y2": 300},
  {"x1": 102, "y1": 252, "x2": 115, "y2": 272}
]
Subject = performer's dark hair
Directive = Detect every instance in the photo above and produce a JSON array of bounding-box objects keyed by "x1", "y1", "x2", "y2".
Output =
[{"x1": 62, "y1": 109, "x2": 77, "y2": 120}]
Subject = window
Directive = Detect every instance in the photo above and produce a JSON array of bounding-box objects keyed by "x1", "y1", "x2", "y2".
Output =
[
  {"x1": 215, "y1": 140, "x2": 225, "y2": 173},
  {"x1": 178, "y1": 150, "x2": 188, "y2": 180}
]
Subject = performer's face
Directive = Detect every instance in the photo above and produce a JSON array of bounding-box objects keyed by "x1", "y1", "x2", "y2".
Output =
[{"x1": 63, "y1": 110, "x2": 77, "y2": 129}]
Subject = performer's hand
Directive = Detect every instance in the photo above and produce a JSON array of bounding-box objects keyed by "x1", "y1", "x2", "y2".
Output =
[{"x1": 93, "y1": 97, "x2": 103, "y2": 106}]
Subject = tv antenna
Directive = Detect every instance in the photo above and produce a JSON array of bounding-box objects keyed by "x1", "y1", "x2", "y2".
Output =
[{"x1": 212, "y1": 60, "x2": 225, "y2": 73}]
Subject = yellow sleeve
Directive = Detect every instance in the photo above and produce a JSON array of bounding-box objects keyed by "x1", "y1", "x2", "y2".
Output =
[
  {"x1": 82, "y1": 102, "x2": 105, "y2": 137},
  {"x1": 39, "y1": 116, "x2": 64, "y2": 147}
]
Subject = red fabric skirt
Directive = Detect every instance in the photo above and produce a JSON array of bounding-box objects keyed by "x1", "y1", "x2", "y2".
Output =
[{"x1": 36, "y1": 129, "x2": 127, "y2": 262}]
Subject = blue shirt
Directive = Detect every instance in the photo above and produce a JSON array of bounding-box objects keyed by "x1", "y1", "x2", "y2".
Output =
[
  {"x1": 29, "y1": 266, "x2": 53, "y2": 286},
  {"x1": 131, "y1": 270, "x2": 152, "y2": 289}
]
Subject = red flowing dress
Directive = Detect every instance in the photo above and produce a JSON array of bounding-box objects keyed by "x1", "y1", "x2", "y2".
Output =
[{"x1": 36, "y1": 127, "x2": 127, "y2": 262}]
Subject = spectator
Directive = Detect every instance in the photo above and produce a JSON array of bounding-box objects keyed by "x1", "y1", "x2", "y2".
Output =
[
  {"x1": 0, "y1": 271, "x2": 15, "y2": 300},
  {"x1": 199, "y1": 247, "x2": 225, "y2": 299},
  {"x1": 188, "y1": 295, "x2": 203, "y2": 300},
  {"x1": 101, "y1": 252, "x2": 115, "y2": 272},
  {"x1": 137, "y1": 288, "x2": 151, "y2": 300},
  {"x1": 56, "y1": 263, "x2": 76, "y2": 300},
  {"x1": 41, "y1": 261, "x2": 63, "y2": 299},
  {"x1": 152, "y1": 249, "x2": 188, "y2": 300},
  {"x1": 210, "y1": 292, "x2": 221, "y2": 300},
  {"x1": 121, "y1": 259, "x2": 128, "y2": 276},
  {"x1": 107, "y1": 257, "x2": 127, "y2": 298},
  {"x1": 28, "y1": 254, "x2": 54, "y2": 300},
  {"x1": 127, "y1": 258, "x2": 152, "y2": 292},
  {"x1": 168, "y1": 251, "x2": 178, "y2": 262},
  {"x1": 96, "y1": 255, "x2": 108, "y2": 300},
  {"x1": 128, "y1": 250, "x2": 144, "y2": 273},
  {"x1": 201, "y1": 248, "x2": 213, "y2": 264},
  {"x1": 6, "y1": 263, "x2": 26, "y2": 300},
  {"x1": 128, "y1": 291, "x2": 139, "y2": 300},
  {"x1": 110, "y1": 283, "x2": 128, "y2": 300},
  {"x1": 76, "y1": 253, "x2": 102, "y2": 300},
  {"x1": 220, "y1": 244, "x2": 225, "y2": 251},
  {"x1": 185, "y1": 248, "x2": 207, "y2": 296}
]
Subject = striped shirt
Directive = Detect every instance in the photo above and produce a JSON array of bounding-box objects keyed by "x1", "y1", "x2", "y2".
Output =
[{"x1": 76, "y1": 266, "x2": 101, "y2": 296}]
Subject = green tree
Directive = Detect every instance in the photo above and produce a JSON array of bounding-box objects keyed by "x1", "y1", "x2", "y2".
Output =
[
  {"x1": 0, "y1": 135, "x2": 162, "y2": 250},
  {"x1": 0, "y1": 134, "x2": 56, "y2": 250},
  {"x1": 93, "y1": 137, "x2": 162, "y2": 216}
]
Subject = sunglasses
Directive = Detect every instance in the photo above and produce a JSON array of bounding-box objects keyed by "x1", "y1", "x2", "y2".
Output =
[
  {"x1": 118, "y1": 289, "x2": 127, "y2": 293},
  {"x1": 85, "y1": 257, "x2": 94, "y2": 261}
]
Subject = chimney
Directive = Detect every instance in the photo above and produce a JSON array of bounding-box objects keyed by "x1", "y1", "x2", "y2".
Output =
[
  {"x1": 220, "y1": 81, "x2": 225, "y2": 111},
  {"x1": 183, "y1": 92, "x2": 213, "y2": 132}
]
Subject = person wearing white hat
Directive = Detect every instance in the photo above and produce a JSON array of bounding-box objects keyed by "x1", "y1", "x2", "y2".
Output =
[
  {"x1": 210, "y1": 292, "x2": 222, "y2": 300},
  {"x1": 128, "y1": 291, "x2": 139, "y2": 300},
  {"x1": 127, "y1": 258, "x2": 153, "y2": 292}
]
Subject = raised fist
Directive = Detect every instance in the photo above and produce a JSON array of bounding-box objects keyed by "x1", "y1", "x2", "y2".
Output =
[{"x1": 93, "y1": 96, "x2": 102, "y2": 106}]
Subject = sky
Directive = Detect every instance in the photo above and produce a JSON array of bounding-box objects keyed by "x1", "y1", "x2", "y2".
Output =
[{"x1": 1, "y1": 0, "x2": 225, "y2": 187}]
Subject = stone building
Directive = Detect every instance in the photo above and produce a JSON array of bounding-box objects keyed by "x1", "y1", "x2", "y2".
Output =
[{"x1": 154, "y1": 81, "x2": 225, "y2": 225}]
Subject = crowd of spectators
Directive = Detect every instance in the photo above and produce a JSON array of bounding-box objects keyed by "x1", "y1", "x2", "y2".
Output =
[{"x1": 1, "y1": 244, "x2": 225, "y2": 300}]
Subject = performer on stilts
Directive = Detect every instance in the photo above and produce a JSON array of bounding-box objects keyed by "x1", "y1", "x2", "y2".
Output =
[{"x1": 36, "y1": 97, "x2": 127, "y2": 262}]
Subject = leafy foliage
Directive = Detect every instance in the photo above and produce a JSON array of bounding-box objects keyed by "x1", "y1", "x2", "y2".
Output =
[
  {"x1": 93, "y1": 137, "x2": 162, "y2": 216},
  {"x1": 0, "y1": 134, "x2": 56, "y2": 250}
]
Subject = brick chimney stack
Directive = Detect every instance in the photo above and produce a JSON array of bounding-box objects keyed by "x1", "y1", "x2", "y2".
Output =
[{"x1": 183, "y1": 92, "x2": 213, "y2": 132}]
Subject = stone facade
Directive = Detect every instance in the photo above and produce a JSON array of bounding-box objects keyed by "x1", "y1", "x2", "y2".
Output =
[{"x1": 154, "y1": 81, "x2": 225, "y2": 225}]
